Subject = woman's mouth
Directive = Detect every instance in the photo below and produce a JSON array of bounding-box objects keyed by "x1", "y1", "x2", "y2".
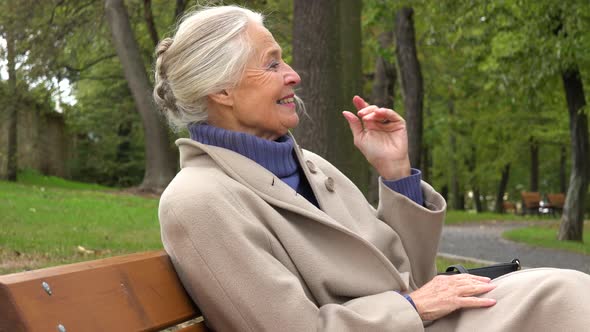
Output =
[{"x1": 277, "y1": 94, "x2": 295, "y2": 108}]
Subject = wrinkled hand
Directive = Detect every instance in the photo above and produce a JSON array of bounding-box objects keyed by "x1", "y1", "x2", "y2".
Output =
[
  {"x1": 409, "y1": 274, "x2": 497, "y2": 321},
  {"x1": 342, "y1": 95, "x2": 410, "y2": 180}
]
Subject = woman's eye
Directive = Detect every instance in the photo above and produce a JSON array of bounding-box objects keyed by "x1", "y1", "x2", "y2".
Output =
[{"x1": 268, "y1": 60, "x2": 280, "y2": 70}]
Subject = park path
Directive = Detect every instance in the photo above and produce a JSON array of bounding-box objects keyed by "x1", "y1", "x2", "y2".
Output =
[{"x1": 438, "y1": 222, "x2": 590, "y2": 274}]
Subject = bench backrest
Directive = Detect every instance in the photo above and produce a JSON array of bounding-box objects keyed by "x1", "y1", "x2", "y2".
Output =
[
  {"x1": 521, "y1": 191, "x2": 541, "y2": 209},
  {"x1": 546, "y1": 193, "x2": 565, "y2": 209},
  {"x1": 0, "y1": 250, "x2": 209, "y2": 332}
]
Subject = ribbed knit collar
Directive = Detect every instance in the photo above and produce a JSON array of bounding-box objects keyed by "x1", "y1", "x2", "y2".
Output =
[{"x1": 188, "y1": 123, "x2": 298, "y2": 178}]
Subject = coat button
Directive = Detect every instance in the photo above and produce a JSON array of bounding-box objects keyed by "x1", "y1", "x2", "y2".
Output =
[
  {"x1": 324, "y1": 177, "x2": 335, "y2": 192},
  {"x1": 306, "y1": 160, "x2": 317, "y2": 174}
]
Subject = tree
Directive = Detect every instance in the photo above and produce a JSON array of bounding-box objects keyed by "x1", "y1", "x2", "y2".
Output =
[
  {"x1": 395, "y1": 7, "x2": 424, "y2": 170},
  {"x1": 104, "y1": 0, "x2": 176, "y2": 193},
  {"x1": 494, "y1": 164, "x2": 511, "y2": 213},
  {"x1": 529, "y1": 138, "x2": 539, "y2": 192},
  {"x1": 292, "y1": 0, "x2": 368, "y2": 191},
  {"x1": 558, "y1": 67, "x2": 588, "y2": 241},
  {"x1": 4, "y1": 28, "x2": 17, "y2": 181}
]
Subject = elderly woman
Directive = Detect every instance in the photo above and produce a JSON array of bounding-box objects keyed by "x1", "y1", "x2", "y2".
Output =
[{"x1": 154, "y1": 5, "x2": 590, "y2": 332}]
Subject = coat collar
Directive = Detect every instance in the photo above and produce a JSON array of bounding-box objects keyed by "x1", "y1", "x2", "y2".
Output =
[{"x1": 177, "y1": 135, "x2": 340, "y2": 222}]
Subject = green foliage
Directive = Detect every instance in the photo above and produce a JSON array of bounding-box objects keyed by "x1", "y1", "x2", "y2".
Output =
[{"x1": 1, "y1": 0, "x2": 588, "y2": 204}]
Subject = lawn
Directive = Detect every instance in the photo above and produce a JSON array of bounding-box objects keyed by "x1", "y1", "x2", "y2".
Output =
[
  {"x1": 503, "y1": 222, "x2": 590, "y2": 255},
  {"x1": 445, "y1": 210, "x2": 549, "y2": 225},
  {"x1": 0, "y1": 173, "x2": 161, "y2": 274},
  {"x1": 2, "y1": 172, "x2": 564, "y2": 276},
  {"x1": 435, "y1": 256, "x2": 482, "y2": 272}
]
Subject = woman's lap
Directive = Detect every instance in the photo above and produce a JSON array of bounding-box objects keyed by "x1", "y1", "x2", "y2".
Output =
[{"x1": 426, "y1": 268, "x2": 590, "y2": 332}]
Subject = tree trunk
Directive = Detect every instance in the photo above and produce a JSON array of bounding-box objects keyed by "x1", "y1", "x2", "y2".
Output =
[
  {"x1": 558, "y1": 67, "x2": 589, "y2": 241},
  {"x1": 338, "y1": 0, "x2": 367, "y2": 192},
  {"x1": 105, "y1": 0, "x2": 176, "y2": 193},
  {"x1": 468, "y1": 145, "x2": 482, "y2": 212},
  {"x1": 441, "y1": 184, "x2": 449, "y2": 203},
  {"x1": 368, "y1": 30, "x2": 396, "y2": 205},
  {"x1": 473, "y1": 188, "x2": 483, "y2": 212},
  {"x1": 560, "y1": 144, "x2": 567, "y2": 193},
  {"x1": 494, "y1": 164, "x2": 511, "y2": 213},
  {"x1": 529, "y1": 137, "x2": 539, "y2": 192},
  {"x1": 422, "y1": 144, "x2": 430, "y2": 183},
  {"x1": 5, "y1": 28, "x2": 18, "y2": 181},
  {"x1": 143, "y1": 0, "x2": 159, "y2": 47},
  {"x1": 293, "y1": 0, "x2": 340, "y2": 158},
  {"x1": 395, "y1": 7, "x2": 424, "y2": 170},
  {"x1": 371, "y1": 31, "x2": 396, "y2": 109},
  {"x1": 448, "y1": 99, "x2": 463, "y2": 210},
  {"x1": 175, "y1": 0, "x2": 187, "y2": 20},
  {"x1": 293, "y1": 0, "x2": 367, "y2": 191}
]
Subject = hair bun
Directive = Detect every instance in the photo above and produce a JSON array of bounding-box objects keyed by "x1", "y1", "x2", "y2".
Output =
[{"x1": 156, "y1": 38, "x2": 174, "y2": 57}]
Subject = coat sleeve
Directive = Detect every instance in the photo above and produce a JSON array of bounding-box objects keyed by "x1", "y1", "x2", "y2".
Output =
[
  {"x1": 377, "y1": 179, "x2": 447, "y2": 288},
  {"x1": 159, "y1": 186, "x2": 424, "y2": 332}
]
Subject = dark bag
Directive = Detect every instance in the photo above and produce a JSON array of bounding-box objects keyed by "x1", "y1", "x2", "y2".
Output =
[{"x1": 439, "y1": 258, "x2": 521, "y2": 279}]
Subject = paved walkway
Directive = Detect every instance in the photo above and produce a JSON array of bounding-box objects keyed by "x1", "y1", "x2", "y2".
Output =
[{"x1": 438, "y1": 222, "x2": 590, "y2": 274}]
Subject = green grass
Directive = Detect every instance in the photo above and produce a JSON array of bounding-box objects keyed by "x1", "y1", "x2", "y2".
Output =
[
  {"x1": 436, "y1": 256, "x2": 482, "y2": 272},
  {"x1": 0, "y1": 174, "x2": 161, "y2": 275},
  {"x1": 4, "y1": 172, "x2": 577, "y2": 276},
  {"x1": 503, "y1": 223, "x2": 590, "y2": 256},
  {"x1": 445, "y1": 210, "x2": 550, "y2": 225}
]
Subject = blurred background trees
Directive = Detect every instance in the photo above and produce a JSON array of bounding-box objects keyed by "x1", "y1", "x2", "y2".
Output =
[{"x1": 0, "y1": 0, "x2": 588, "y2": 239}]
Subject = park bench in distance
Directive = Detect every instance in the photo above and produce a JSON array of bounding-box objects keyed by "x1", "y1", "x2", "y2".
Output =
[
  {"x1": 521, "y1": 191, "x2": 541, "y2": 215},
  {"x1": 546, "y1": 193, "x2": 565, "y2": 215},
  {"x1": 0, "y1": 251, "x2": 210, "y2": 332}
]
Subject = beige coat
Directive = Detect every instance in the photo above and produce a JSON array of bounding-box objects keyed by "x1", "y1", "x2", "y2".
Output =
[
  {"x1": 159, "y1": 137, "x2": 445, "y2": 331},
  {"x1": 159, "y1": 138, "x2": 590, "y2": 332}
]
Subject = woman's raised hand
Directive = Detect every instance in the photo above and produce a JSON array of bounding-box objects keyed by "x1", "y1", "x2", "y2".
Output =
[
  {"x1": 409, "y1": 274, "x2": 497, "y2": 321},
  {"x1": 342, "y1": 95, "x2": 411, "y2": 180}
]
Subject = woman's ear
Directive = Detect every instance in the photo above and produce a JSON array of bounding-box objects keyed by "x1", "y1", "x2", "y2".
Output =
[{"x1": 208, "y1": 89, "x2": 234, "y2": 108}]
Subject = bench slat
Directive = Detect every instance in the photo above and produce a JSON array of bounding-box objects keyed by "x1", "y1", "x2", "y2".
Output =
[{"x1": 0, "y1": 250, "x2": 206, "y2": 332}]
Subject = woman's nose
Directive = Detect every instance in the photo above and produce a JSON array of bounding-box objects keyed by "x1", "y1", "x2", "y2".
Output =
[{"x1": 284, "y1": 64, "x2": 301, "y2": 86}]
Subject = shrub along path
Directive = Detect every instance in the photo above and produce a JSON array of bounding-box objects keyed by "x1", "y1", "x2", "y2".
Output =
[{"x1": 439, "y1": 222, "x2": 590, "y2": 274}]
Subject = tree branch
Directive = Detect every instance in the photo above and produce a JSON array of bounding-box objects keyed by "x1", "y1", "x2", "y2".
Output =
[
  {"x1": 78, "y1": 74, "x2": 125, "y2": 81},
  {"x1": 63, "y1": 54, "x2": 117, "y2": 73}
]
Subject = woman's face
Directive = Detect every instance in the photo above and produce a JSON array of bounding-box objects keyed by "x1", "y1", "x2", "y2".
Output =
[{"x1": 210, "y1": 23, "x2": 301, "y2": 140}]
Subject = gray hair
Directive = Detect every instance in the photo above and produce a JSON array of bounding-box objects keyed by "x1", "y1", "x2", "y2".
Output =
[{"x1": 153, "y1": 6, "x2": 264, "y2": 129}]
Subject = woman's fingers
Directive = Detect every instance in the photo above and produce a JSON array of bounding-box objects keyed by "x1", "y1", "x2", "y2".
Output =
[
  {"x1": 410, "y1": 274, "x2": 497, "y2": 321},
  {"x1": 359, "y1": 107, "x2": 404, "y2": 123},
  {"x1": 456, "y1": 282, "x2": 497, "y2": 297},
  {"x1": 457, "y1": 296, "x2": 497, "y2": 308},
  {"x1": 342, "y1": 111, "x2": 363, "y2": 137},
  {"x1": 352, "y1": 95, "x2": 369, "y2": 111}
]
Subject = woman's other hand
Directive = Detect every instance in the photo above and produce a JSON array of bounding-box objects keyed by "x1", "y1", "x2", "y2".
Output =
[
  {"x1": 342, "y1": 95, "x2": 411, "y2": 180},
  {"x1": 409, "y1": 274, "x2": 497, "y2": 321}
]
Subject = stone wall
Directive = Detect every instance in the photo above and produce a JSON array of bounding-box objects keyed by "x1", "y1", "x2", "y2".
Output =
[{"x1": 0, "y1": 109, "x2": 70, "y2": 179}]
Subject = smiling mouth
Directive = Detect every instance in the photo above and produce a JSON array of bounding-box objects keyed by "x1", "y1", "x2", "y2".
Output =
[{"x1": 277, "y1": 95, "x2": 295, "y2": 105}]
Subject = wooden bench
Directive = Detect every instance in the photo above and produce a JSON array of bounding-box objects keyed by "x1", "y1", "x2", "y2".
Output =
[
  {"x1": 546, "y1": 193, "x2": 565, "y2": 215},
  {"x1": 0, "y1": 250, "x2": 210, "y2": 332},
  {"x1": 520, "y1": 191, "x2": 541, "y2": 215}
]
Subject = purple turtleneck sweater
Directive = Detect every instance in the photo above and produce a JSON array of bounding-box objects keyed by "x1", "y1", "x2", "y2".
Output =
[{"x1": 188, "y1": 124, "x2": 423, "y2": 207}]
